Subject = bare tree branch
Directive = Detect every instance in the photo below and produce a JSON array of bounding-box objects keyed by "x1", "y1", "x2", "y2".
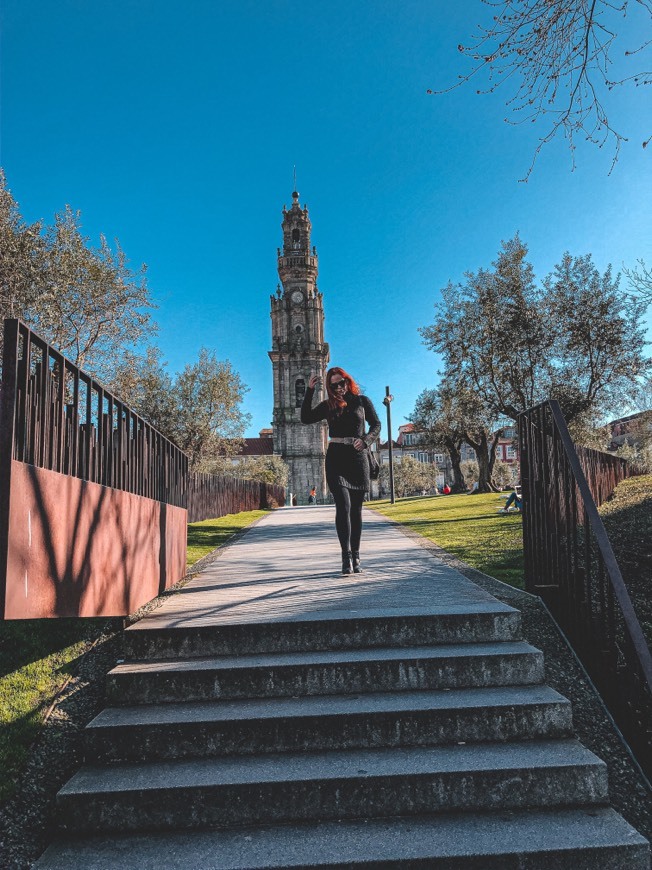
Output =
[{"x1": 428, "y1": 0, "x2": 651, "y2": 178}]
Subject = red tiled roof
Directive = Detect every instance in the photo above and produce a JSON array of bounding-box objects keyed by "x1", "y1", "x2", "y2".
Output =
[{"x1": 238, "y1": 437, "x2": 274, "y2": 456}]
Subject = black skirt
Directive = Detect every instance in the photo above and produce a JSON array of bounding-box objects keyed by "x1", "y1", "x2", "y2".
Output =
[{"x1": 326, "y1": 443, "x2": 369, "y2": 492}]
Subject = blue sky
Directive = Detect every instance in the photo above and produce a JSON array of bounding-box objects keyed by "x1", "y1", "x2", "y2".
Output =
[{"x1": 1, "y1": 0, "x2": 650, "y2": 435}]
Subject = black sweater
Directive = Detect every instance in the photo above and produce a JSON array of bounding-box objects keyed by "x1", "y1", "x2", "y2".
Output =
[{"x1": 301, "y1": 388, "x2": 381, "y2": 445}]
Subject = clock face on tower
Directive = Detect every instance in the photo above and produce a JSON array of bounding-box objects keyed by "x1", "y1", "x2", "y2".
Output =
[{"x1": 291, "y1": 290, "x2": 304, "y2": 304}]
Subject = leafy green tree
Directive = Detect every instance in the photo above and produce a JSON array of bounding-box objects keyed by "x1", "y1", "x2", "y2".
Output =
[
  {"x1": 171, "y1": 349, "x2": 250, "y2": 468},
  {"x1": 543, "y1": 253, "x2": 649, "y2": 421},
  {"x1": 228, "y1": 455, "x2": 289, "y2": 487},
  {"x1": 381, "y1": 455, "x2": 437, "y2": 499},
  {"x1": 0, "y1": 171, "x2": 45, "y2": 324},
  {"x1": 35, "y1": 207, "x2": 153, "y2": 379},
  {"x1": 420, "y1": 236, "x2": 651, "y2": 434},
  {"x1": 412, "y1": 384, "x2": 467, "y2": 491},
  {"x1": 113, "y1": 346, "x2": 251, "y2": 470},
  {"x1": 421, "y1": 236, "x2": 550, "y2": 422},
  {"x1": 110, "y1": 346, "x2": 177, "y2": 434},
  {"x1": 413, "y1": 376, "x2": 503, "y2": 492},
  {"x1": 0, "y1": 173, "x2": 155, "y2": 384}
]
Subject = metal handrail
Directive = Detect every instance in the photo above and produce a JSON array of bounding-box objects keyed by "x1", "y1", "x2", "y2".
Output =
[
  {"x1": 519, "y1": 399, "x2": 652, "y2": 776},
  {"x1": 0, "y1": 319, "x2": 188, "y2": 506}
]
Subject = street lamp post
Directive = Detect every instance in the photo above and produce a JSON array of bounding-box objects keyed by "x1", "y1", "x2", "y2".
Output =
[{"x1": 383, "y1": 386, "x2": 395, "y2": 504}]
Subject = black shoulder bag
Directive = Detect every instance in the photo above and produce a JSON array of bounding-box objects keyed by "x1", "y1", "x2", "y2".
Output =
[{"x1": 362, "y1": 402, "x2": 380, "y2": 480}]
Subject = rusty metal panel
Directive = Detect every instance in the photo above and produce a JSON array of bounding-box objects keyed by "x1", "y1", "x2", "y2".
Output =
[{"x1": 3, "y1": 460, "x2": 187, "y2": 619}]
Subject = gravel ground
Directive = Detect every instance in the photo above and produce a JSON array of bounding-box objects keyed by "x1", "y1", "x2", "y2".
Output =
[
  {"x1": 0, "y1": 521, "x2": 650, "y2": 868},
  {"x1": 398, "y1": 525, "x2": 652, "y2": 849}
]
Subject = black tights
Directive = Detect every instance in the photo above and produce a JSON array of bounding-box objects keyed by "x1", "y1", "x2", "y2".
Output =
[{"x1": 331, "y1": 485, "x2": 365, "y2": 553}]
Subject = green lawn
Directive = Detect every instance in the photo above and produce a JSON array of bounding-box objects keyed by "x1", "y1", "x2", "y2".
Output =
[
  {"x1": 187, "y1": 510, "x2": 268, "y2": 567},
  {"x1": 0, "y1": 508, "x2": 267, "y2": 804},
  {"x1": 369, "y1": 492, "x2": 525, "y2": 588}
]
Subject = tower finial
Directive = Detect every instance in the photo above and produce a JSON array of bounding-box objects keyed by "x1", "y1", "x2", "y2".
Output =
[{"x1": 292, "y1": 166, "x2": 299, "y2": 203}]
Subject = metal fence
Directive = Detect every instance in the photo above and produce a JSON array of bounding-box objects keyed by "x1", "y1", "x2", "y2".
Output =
[
  {"x1": 519, "y1": 400, "x2": 652, "y2": 776},
  {"x1": 189, "y1": 473, "x2": 285, "y2": 523},
  {"x1": 0, "y1": 319, "x2": 187, "y2": 506},
  {"x1": 0, "y1": 319, "x2": 190, "y2": 618}
]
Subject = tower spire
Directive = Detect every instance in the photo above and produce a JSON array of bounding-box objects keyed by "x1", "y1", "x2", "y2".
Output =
[{"x1": 292, "y1": 166, "x2": 299, "y2": 203}]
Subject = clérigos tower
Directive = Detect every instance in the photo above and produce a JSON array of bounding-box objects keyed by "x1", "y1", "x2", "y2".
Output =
[{"x1": 269, "y1": 189, "x2": 329, "y2": 504}]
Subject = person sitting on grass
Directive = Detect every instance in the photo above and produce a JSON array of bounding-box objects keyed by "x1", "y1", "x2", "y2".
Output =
[{"x1": 500, "y1": 489, "x2": 522, "y2": 513}]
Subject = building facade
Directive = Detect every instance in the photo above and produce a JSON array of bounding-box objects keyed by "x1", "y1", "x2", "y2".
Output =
[{"x1": 269, "y1": 190, "x2": 330, "y2": 504}]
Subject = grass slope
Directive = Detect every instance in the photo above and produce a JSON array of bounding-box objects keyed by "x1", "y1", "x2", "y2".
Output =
[
  {"x1": 599, "y1": 474, "x2": 652, "y2": 649},
  {"x1": 369, "y1": 492, "x2": 524, "y2": 587},
  {"x1": 0, "y1": 618, "x2": 116, "y2": 802}
]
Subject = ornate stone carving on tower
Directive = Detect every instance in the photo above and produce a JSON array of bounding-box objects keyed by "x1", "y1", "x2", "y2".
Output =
[{"x1": 269, "y1": 190, "x2": 329, "y2": 504}]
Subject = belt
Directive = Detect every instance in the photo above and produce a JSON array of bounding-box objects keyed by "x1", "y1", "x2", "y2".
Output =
[{"x1": 329, "y1": 437, "x2": 356, "y2": 444}]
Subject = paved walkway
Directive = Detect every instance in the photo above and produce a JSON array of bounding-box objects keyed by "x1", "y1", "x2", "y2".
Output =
[{"x1": 131, "y1": 505, "x2": 515, "y2": 632}]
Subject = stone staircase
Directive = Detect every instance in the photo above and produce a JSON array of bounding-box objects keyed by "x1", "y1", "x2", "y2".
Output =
[{"x1": 37, "y1": 604, "x2": 649, "y2": 868}]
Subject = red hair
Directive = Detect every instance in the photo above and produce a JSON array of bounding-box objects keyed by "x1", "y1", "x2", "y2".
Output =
[{"x1": 326, "y1": 366, "x2": 360, "y2": 411}]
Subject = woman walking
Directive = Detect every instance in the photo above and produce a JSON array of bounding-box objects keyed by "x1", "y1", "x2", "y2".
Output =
[{"x1": 301, "y1": 367, "x2": 381, "y2": 574}]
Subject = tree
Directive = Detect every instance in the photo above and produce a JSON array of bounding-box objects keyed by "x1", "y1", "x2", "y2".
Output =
[
  {"x1": 168, "y1": 349, "x2": 250, "y2": 469},
  {"x1": 381, "y1": 456, "x2": 437, "y2": 498},
  {"x1": 412, "y1": 384, "x2": 468, "y2": 491},
  {"x1": 624, "y1": 259, "x2": 652, "y2": 307},
  {"x1": 0, "y1": 173, "x2": 155, "y2": 384},
  {"x1": 112, "y1": 346, "x2": 251, "y2": 470},
  {"x1": 110, "y1": 346, "x2": 177, "y2": 434},
  {"x1": 0, "y1": 171, "x2": 45, "y2": 324},
  {"x1": 229, "y1": 455, "x2": 289, "y2": 487},
  {"x1": 543, "y1": 252, "x2": 650, "y2": 421},
  {"x1": 420, "y1": 236, "x2": 651, "y2": 433},
  {"x1": 413, "y1": 377, "x2": 503, "y2": 493},
  {"x1": 430, "y1": 1, "x2": 652, "y2": 178},
  {"x1": 34, "y1": 207, "x2": 154, "y2": 380},
  {"x1": 421, "y1": 236, "x2": 551, "y2": 424}
]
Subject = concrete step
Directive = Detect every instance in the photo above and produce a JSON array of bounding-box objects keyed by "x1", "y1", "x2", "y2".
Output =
[
  {"x1": 58, "y1": 739, "x2": 607, "y2": 834},
  {"x1": 122, "y1": 605, "x2": 522, "y2": 660},
  {"x1": 107, "y1": 641, "x2": 545, "y2": 705},
  {"x1": 84, "y1": 685, "x2": 573, "y2": 763},
  {"x1": 36, "y1": 806, "x2": 650, "y2": 868}
]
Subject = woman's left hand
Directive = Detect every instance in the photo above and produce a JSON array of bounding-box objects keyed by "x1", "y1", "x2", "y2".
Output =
[{"x1": 353, "y1": 438, "x2": 365, "y2": 451}]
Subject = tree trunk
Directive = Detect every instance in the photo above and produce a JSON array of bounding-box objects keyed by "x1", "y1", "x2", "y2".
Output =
[
  {"x1": 445, "y1": 437, "x2": 466, "y2": 492},
  {"x1": 465, "y1": 431, "x2": 499, "y2": 493},
  {"x1": 488, "y1": 430, "x2": 502, "y2": 488}
]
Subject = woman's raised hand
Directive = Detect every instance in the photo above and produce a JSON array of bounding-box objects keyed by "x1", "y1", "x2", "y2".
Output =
[{"x1": 308, "y1": 372, "x2": 321, "y2": 389}]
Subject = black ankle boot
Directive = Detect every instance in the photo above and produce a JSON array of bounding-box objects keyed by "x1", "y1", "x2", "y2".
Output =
[
  {"x1": 352, "y1": 551, "x2": 362, "y2": 573},
  {"x1": 342, "y1": 551, "x2": 353, "y2": 575}
]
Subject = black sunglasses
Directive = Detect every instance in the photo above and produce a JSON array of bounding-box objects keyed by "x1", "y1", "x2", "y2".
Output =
[{"x1": 330, "y1": 379, "x2": 348, "y2": 390}]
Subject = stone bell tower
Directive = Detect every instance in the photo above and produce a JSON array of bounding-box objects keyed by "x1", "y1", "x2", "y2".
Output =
[{"x1": 269, "y1": 189, "x2": 330, "y2": 504}]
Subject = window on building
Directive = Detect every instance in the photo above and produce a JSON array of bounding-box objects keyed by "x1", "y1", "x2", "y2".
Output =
[
  {"x1": 295, "y1": 378, "x2": 306, "y2": 407},
  {"x1": 418, "y1": 452, "x2": 429, "y2": 463},
  {"x1": 506, "y1": 444, "x2": 517, "y2": 459},
  {"x1": 434, "y1": 453, "x2": 444, "y2": 463}
]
